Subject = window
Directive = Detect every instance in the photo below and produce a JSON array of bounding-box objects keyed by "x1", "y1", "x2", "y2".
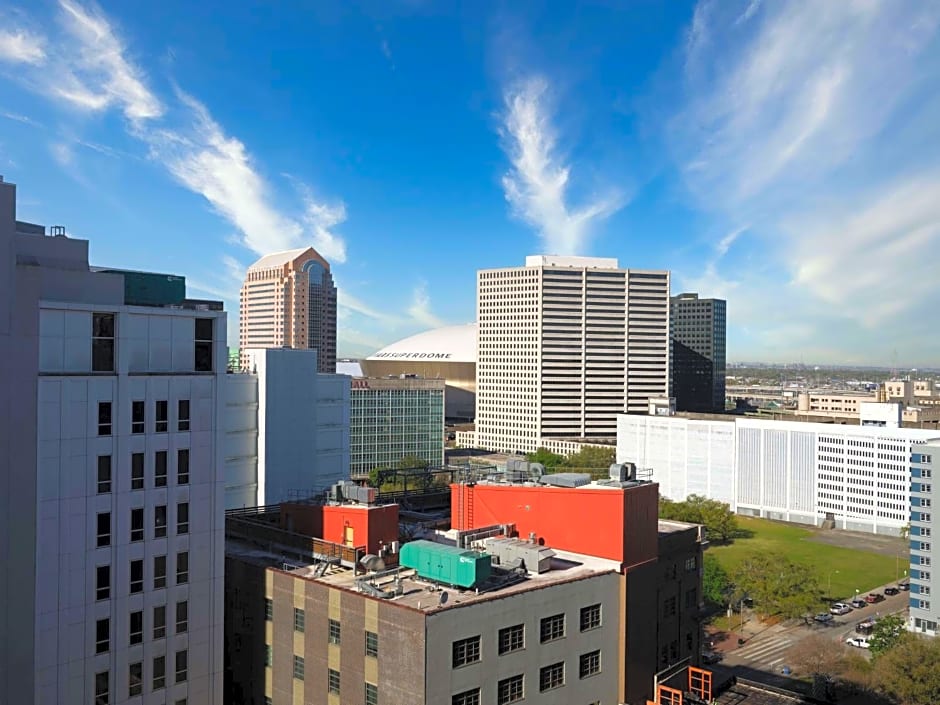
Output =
[
  {"x1": 539, "y1": 662, "x2": 565, "y2": 691},
  {"x1": 131, "y1": 401, "x2": 144, "y2": 434},
  {"x1": 176, "y1": 552, "x2": 189, "y2": 584},
  {"x1": 96, "y1": 512, "x2": 111, "y2": 547},
  {"x1": 580, "y1": 604, "x2": 602, "y2": 632},
  {"x1": 129, "y1": 611, "x2": 143, "y2": 645},
  {"x1": 178, "y1": 400, "x2": 190, "y2": 432},
  {"x1": 155, "y1": 400, "x2": 168, "y2": 433},
  {"x1": 540, "y1": 613, "x2": 565, "y2": 643},
  {"x1": 97, "y1": 455, "x2": 112, "y2": 494},
  {"x1": 497, "y1": 675, "x2": 524, "y2": 704},
  {"x1": 685, "y1": 556, "x2": 697, "y2": 571},
  {"x1": 131, "y1": 453, "x2": 144, "y2": 490},
  {"x1": 365, "y1": 682, "x2": 378, "y2": 705},
  {"x1": 154, "y1": 555, "x2": 166, "y2": 589},
  {"x1": 177, "y1": 502, "x2": 189, "y2": 535},
  {"x1": 329, "y1": 618, "x2": 341, "y2": 644},
  {"x1": 452, "y1": 635, "x2": 481, "y2": 668},
  {"x1": 293, "y1": 608, "x2": 305, "y2": 632},
  {"x1": 131, "y1": 507, "x2": 144, "y2": 542},
  {"x1": 264, "y1": 645, "x2": 272, "y2": 667},
  {"x1": 498, "y1": 624, "x2": 525, "y2": 654},
  {"x1": 177, "y1": 449, "x2": 189, "y2": 485},
  {"x1": 130, "y1": 559, "x2": 143, "y2": 594},
  {"x1": 663, "y1": 596, "x2": 677, "y2": 618},
  {"x1": 92, "y1": 313, "x2": 115, "y2": 372},
  {"x1": 452, "y1": 689, "x2": 480, "y2": 705},
  {"x1": 94, "y1": 671, "x2": 109, "y2": 705},
  {"x1": 128, "y1": 662, "x2": 142, "y2": 697},
  {"x1": 194, "y1": 318, "x2": 213, "y2": 372},
  {"x1": 154, "y1": 505, "x2": 167, "y2": 538},
  {"x1": 153, "y1": 605, "x2": 166, "y2": 639},
  {"x1": 365, "y1": 630, "x2": 378, "y2": 657},
  {"x1": 175, "y1": 649, "x2": 187, "y2": 684},
  {"x1": 292, "y1": 655, "x2": 304, "y2": 680},
  {"x1": 264, "y1": 598, "x2": 273, "y2": 621},
  {"x1": 580, "y1": 650, "x2": 601, "y2": 679},
  {"x1": 96, "y1": 617, "x2": 110, "y2": 654},
  {"x1": 328, "y1": 668, "x2": 340, "y2": 695},
  {"x1": 685, "y1": 589, "x2": 697, "y2": 609},
  {"x1": 155, "y1": 451, "x2": 167, "y2": 487},
  {"x1": 97, "y1": 401, "x2": 112, "y2": 436},
  {"x1": 96, "y1": 565, "x2": 110, "y2": 600},
  {"x1": 176, "y1": 601, "x2": 188, "y2": 634},
  {"x1": 153, "y1": 655, "x2": 166, "y2": 690}
]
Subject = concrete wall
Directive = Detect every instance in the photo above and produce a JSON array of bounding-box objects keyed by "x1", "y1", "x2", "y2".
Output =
[{"x1": 425, "y1": 573, "x2": 620, "y2": 705}]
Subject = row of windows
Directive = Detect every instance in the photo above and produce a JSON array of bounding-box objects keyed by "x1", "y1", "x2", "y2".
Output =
[
  {"x1": 95, "y1": 601, "x2": 187, "y2": 656},
  {"x1": 89, "y1": 314, "x2": 213, "y2": 374},
  {"x1": 451, "y1": 653, "x2": 600, "y2": 705},
  {"x1": 93, "y1": 553, "x2": 188, "y2": 598},
  {"x1": 95, "y1": 503, "x2": 189, "y2": 547},
  {"x1": 96, "y1": 449, "x2": 190, "y2": 493},
  {"x1": 97, "y1": 400, "x2": 190, "y2": 437},
  {"x1": 94, "y1": 661, "x2": 188, "y2": 705}
]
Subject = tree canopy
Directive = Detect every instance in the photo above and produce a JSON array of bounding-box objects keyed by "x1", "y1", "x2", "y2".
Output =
[
  {"x1": 868, "y1": 613, "x2": 906, "y2": 657},
  {"x1": 525, "y1": 445, "x2": 616, "y2": 472},
  {"x1": 660, "y1": 495, "x2": 739, "y2": 543},
  {"x1": 525, "y1": 447, "x2": 565, "y2": 469},
  {"x1": 702, "y1": 552, "x2": 732, "y2": 605},
  {"x1": 872, "y1": 632, "x2": 940, "y2": 705},
  {"x1": 730, "y1": 551, "x2": 821, "y2": 619}
]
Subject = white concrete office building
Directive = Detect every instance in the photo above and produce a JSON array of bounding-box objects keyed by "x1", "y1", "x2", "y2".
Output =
[
  {"x1": 617, "y1": 413, "x2": 939, "y2": 535},
  {"x1": 0, "y1": 179, "x2": 224, "y2": 704},
  {"x1": 476, "y1": 255, "x2": 670, "y2": 453},
  {"x1": 910, "y1": 442, "x2": 940, "y2": 636}
]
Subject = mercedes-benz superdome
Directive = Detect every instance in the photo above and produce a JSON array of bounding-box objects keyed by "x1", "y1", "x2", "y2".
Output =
[{"x1": 360, "y1": 322, "x2": 476, "y2": 421}]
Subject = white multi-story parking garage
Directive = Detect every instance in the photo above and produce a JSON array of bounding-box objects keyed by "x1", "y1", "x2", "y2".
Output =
[{"x1": 617, "y1": 412, "x2": 940, "y2": 536}]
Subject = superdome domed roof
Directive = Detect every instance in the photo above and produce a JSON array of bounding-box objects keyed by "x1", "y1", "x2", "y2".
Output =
[{"x1": 366, "y1": 322, "x2": 477, "y2": 363}]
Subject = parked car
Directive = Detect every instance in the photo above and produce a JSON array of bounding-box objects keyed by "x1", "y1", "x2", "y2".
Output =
[
  {"x1": 850, "y1": 597, "x2": 867, "y2": 609},
  {"x1": 846, "y1": 636, "x2": 871, "y2": 649},
  {"x1": 814, "y1": 613, "x2": 834, "y2": 624},
  {"x1": 884, "y1": 586, "x2": 900, "y2": 596},
  {"x1": 830, "y1": 602, "x2": 852, "y2": 615},
  {"x1": 898, "y1": 582, "x2": 911, "y2": 591},
  {"x1": 865, "y1": 592, "x2": 885, "y2": 603},
  {"x1": 856, "y1": 617, "x2": 877, "y2": 634},
  {"x1": 701, "y1": 651, "x2": 722, "y2": 665}
]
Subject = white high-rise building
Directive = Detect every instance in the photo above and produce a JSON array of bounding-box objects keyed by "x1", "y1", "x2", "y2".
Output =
[
  {"x1": 0, "y1": 178, "x2": 225, "y2": 705},
  {"x1": 476, "y1": 255, "x2": 670, "y2": 453}
]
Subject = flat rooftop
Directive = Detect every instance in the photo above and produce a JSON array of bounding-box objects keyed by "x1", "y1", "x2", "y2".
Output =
[{"x1": 288, "y1": 545, "x2": 619, "y2": 614}]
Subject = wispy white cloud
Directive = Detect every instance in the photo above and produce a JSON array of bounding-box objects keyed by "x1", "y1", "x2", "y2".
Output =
[
  {"x1": 670, "y1": 0, "x2": 940, "y2": 361},
  {"x1": 500, "y1": 76, "x2": 623, "y2": 255},
  {"x1": 407, "y1": 281, "x2": 444, "y2": 328},
  {"x1": 0, "y1": 28, "x2": 46, "y2": 65},
  {"x1": 49, "y1": 141, "x2": 74, "y2": 166}
]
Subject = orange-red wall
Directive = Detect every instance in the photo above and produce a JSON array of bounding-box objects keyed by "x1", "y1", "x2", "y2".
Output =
[
  {"x1": 450, "y1": 482, "x2": 658, "y2": 570},
  {"x1": 322, "y1": 504, "x2": 399, "y2": 555}
]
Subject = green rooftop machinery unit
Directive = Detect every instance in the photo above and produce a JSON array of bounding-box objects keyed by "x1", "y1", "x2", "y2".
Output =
[{"x1": 399, "y1": 540, "x2": 491, "y2": 589}]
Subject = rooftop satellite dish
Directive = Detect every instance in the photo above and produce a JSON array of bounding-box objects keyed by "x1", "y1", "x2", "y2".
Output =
[{"x1": 439, "y1": 591, "x2": 449, "y2": 606}]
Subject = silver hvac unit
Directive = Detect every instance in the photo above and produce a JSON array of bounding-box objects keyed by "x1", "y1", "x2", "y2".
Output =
[
  {"x1": 539, "y1": 472, "x2": 592, "y2": 488},
  {"x1": 608, "y1": 462, "x2": 636, "y2": 482},
  {"x1": 484, "y1": 537, "x2": 555, "y2": 574}
]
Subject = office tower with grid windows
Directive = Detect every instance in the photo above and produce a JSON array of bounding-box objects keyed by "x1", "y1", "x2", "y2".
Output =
[
  {"x1": 910, "y1": 442, "x2": 940, "y2": 636},
  {"x1": 476, "y1": 255, "x2": 670, "y2": 453},
  {"x1": 239, "y1": 247, "x2": 337, "y2": 374},
  {"x1": 0, "y1": 178, "x2": 225, "y2": 705},
  {"x1": 670, "y1": 293, "x2": 726, "y2": 413}
]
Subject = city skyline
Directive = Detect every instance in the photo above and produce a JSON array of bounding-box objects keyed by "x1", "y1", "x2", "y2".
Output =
[{"x1": 1, "y1": 1, "x2": 939, "y2": 365}]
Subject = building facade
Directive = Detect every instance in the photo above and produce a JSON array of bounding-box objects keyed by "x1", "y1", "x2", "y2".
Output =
[
  {"x1": 349, "y1": 376, "x2": 445, "y2": 477},
  {"x1": 617, "y1": 413, "x2": 939, "y2": 535},
  {"x1": 0, "y1": 178, "x2": 225, "y2": 705},
  {"x1": 670, "y1": 293, "x2": 726, "y2": 413},
  {"x1": 239, "y1": 247, "x2": 337, "y2": 374},
  {"x1": 910, "y1": 441, "x2": 940, "y2": 636},
  {"x1": 476, "y1": 255, "x2": 670, "y2": 453}
]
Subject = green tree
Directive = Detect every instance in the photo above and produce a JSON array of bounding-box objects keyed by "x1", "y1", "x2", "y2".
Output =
[
  {"x1": 563, "y1": 445, "x2": 615, "y2": 469},
  {"x1": 702, "y1": 553, "x2": 732, "y2": 605},
  {"x1": 872, "y1": 632, "x2": 940, "y2": 705},
  {"x1": 658, "y1": 495, "x2": 739, "y2": 544},
  {"x1": 525, "y1": 447, "x2": 565, "y2": 469},
  {"x1": 868, "y1": 613, "x2": 906, "y2": 657},
  {"x1": 731, "y1": 552, "x2": 821, "y2": 619},
  {"x1": 397, "y1": 454, "x2": 429, "y2": 470}
]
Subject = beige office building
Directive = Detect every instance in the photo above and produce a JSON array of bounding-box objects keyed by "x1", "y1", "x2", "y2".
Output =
[
  {"x1": 476, "y1": 255, "x2": 670, "y2": 453},
  {"x1": 239, "y1": 247, "x2": 337, "y2": 373}
]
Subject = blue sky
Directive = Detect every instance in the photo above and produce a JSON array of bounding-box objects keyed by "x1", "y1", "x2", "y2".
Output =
[{"x1": 2, "y1": 1, "x2": 940, "y2": 365}]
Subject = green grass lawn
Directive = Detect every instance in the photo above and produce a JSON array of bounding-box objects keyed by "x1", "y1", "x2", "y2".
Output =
[{"x1": 710, "y1": 517, "x2": 901, "y2": 603}]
